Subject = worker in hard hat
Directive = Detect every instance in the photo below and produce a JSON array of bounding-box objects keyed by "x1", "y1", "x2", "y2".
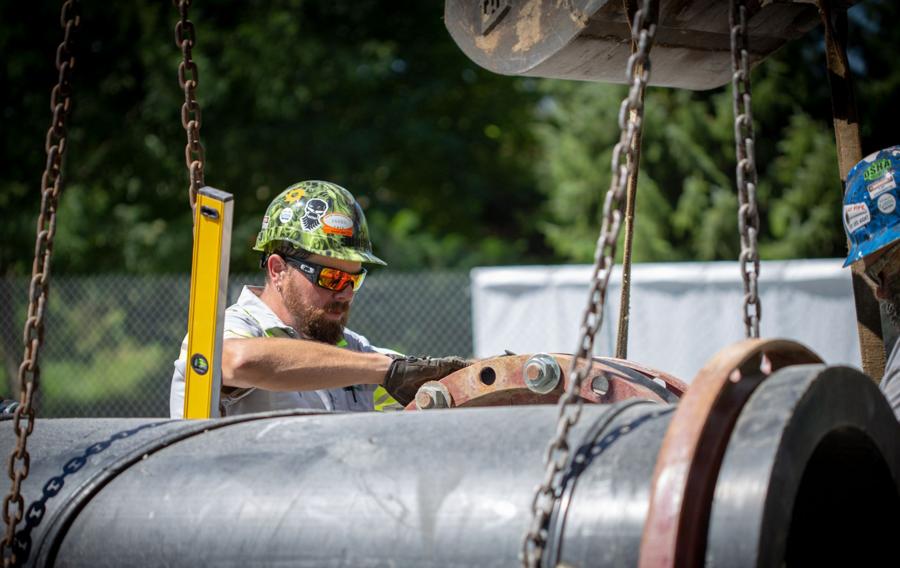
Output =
[
  {"x1": 169, "y1": 180, "x2": 470, "y2": 418},
  {"x1": 842, "y1": 146, "x2": 900, "y2": 420}
]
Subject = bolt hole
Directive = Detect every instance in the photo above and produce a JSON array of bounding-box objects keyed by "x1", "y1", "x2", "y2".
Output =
[{"x1": 480, "y1": 367, "x2": 496, "y2": 385}]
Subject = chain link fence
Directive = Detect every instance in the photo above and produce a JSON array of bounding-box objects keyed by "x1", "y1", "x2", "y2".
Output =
[{"x1": 0, "y1": 272, "x2": 472, "y2": 417}]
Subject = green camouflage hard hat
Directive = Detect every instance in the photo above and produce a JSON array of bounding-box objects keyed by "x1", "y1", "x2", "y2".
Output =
[{"x1": 253, "y1": 180, "x2": 387, "y2": 265}]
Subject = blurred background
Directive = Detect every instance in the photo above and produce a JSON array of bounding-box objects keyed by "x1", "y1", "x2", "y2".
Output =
[{"x1": 1, "y1": 1, "x2": 897, "y2": 416}]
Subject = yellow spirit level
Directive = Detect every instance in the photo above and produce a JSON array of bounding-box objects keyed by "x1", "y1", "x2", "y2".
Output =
[{"x1": 184, "y1": 187, "x2": 233, "y2": 419}]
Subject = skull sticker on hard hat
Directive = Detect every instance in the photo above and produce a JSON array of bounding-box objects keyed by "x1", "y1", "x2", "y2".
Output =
[{"x1": 301, "y1": 198, "x2": 328, "y2": 232}]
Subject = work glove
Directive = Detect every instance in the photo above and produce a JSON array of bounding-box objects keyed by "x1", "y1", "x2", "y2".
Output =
[{"x1": 382, "y1": 355, "x2": 472, "y2": 406}]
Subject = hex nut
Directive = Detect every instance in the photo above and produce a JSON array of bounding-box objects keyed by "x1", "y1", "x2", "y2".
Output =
[{"x1": 414, "y1": 381, "x2": 452, "y2": 410}]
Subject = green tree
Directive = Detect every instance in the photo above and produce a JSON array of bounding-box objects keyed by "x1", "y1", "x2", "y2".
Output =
[
  {"x1": 532, "y1": 0, "x2": 896, "y2": 263},
  {"x1": 1, "y1": 1, "x2": 546, "y2": 278}
]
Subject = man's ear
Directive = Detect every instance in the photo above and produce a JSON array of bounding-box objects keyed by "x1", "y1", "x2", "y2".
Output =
[{"x1": 266, "y1": 254, "x2": 288, "y2": 283}]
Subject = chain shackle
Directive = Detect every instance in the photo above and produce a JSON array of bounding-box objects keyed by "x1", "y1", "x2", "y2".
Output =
[
  {"x1": 521, "y1": 2, "x2": 659, "y2": 566},
  {"x1": 174, "y1": 0, "x2": 206, "y2": 210},
  {"x1": 2, "y1": 2, "x2": 80, "y2": 566},
  {"x1": 730, "y1": 0, "x2": 762, "y2": 338}
]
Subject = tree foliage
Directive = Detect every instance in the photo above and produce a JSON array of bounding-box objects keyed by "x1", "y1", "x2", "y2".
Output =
[
  {"x1": 1, "y1": 0, "x2": 543, "y2": 275},
  {"x1": 1, "y1": 1, "x2": 898, "y2": 276},
  {"x1": 534, "y1": 0, "x2": 897, "y2": 263}
]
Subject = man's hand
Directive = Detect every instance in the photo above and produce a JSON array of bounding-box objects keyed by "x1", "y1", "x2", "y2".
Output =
[{"x1": 382, "y1": 355, "x2": 471, "y2": 406}]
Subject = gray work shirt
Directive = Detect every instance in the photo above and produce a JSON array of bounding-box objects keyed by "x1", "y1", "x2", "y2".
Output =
[
  {"x1": 881, "y1": 338, "x2": 900, "y2": 422},
  {"x1": 170, "y1": 285, "x2": 377, "y2": 418}
]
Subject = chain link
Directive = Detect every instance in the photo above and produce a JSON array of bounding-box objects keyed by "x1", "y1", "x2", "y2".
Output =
[
  {"x1": 520, "y1": 2, "x2": 658, "y2": 566},
  {"x1": 730, "y1": 0, "x2": 762, "y2": 338},
  {"x1": 174, "y1": 0, "x2": 206, "y2": 210},
  {"x1": 2, "y1": 2, "x2": 80, "y2": 566}
]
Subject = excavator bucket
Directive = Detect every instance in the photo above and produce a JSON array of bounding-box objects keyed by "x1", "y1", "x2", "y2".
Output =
[{"x1": 445, "y1": 0, "x2": 858, "y2": 90}]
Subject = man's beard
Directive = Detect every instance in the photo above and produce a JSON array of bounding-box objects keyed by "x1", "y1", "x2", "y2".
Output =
[{"x1": 283, "y1": 290, "x2": 350, "y2": 344}]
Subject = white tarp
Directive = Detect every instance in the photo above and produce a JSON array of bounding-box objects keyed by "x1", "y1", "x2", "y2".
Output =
[{"x1": 471, "y1": 259, "x2": 862, "y2": 383}]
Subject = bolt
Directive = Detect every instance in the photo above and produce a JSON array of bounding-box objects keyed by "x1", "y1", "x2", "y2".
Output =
[
  {"x1": 591, "y1": 375, "x2": 610, "y2": 397},
  {"x1": 415, "y1": 381, "x2": 452, "y2": 410},
  {"x1": 523, "y1": 354, "x2": 562, "y2": 394},
  {"x1": 415, "y1": 390, "x2": 435, "y2": 409}
]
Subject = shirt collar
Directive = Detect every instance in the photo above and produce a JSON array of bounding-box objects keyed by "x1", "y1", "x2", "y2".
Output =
[{"x1": 236, "y1": 285, "x2": 297, "y2": 337}]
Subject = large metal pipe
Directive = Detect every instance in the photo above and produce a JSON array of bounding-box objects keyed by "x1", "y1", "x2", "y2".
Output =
[
  {"x1": 707, "y1": 364, "x2": 900, "y2": 567},
  {"x1": 5, "y1": 403, "x2": 670, "y2": 567},
  {"x1": 2, "y1": 365, "x2": 897, "y2": 567}
]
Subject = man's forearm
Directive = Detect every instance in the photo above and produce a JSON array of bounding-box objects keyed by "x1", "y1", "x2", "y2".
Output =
[{"x1": 222, "y1": 337, "x2": 391, "y2": 391}]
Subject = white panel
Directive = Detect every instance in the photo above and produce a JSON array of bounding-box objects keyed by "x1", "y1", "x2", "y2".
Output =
[{"x1": 471, "y1": 259, "x2": 862, "y2": 383}]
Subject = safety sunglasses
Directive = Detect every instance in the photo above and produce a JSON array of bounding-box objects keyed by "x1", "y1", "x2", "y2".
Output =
[{"x1": 282, "y1": 256, "x2": 367, "y2": 292}]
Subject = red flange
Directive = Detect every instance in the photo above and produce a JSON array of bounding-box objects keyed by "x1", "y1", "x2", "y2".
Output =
[
  {"x1": 638, "y1": 338, "x2": 823, "y2": 568},
  {"x1": 403, "y1": 353, "x2": 687, "y2": 410}
]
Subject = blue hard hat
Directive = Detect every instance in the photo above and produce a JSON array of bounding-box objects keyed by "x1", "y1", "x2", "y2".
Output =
[{"x1": 842, "y1": 145, "x2": 900, "y2": 267}]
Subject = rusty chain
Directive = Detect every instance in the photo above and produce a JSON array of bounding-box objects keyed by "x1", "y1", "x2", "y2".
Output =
[
  {"x1": 521, "y1": 2, "x2": 658, "y2": 566},
  {"x1": 2, "y1": 2, "x2": 80, "y2": 566},
  {"x1": 730, "y1": 0, "x2": 762, "y2": 338},
  {"x1": 174, "y1": 0, "x2": 206, "y2": 210}
]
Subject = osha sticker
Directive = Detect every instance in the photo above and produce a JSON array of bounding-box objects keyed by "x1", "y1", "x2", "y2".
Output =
[
  {"x1": 322, "y1": 213, "x2": 354, "y2": 236},
  {"x1": 190, "y1": 353, "x2": 209, "y2": 375},
  {"x1": 863, "y1": 158, "x2": 891, "y2": 182},
  {"x1": 278, "y1": 208, "x2": 294, "y2": 223},
  {"x1": 877, "y1": 193, "x2": 896, "y2": 214},
  {"x1": 843, "y1": 203, "x2": 871, "y2": 233}
]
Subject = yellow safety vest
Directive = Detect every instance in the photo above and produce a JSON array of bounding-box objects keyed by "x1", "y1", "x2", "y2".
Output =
[{"x1": 373, "y1": 386, "x2": 404, "y2": 412}]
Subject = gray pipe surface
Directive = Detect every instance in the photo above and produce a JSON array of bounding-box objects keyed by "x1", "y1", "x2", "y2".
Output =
[
  {"x1": 3, "y1": 364, "x2": 898, "y2": 567},
  {"x1": 3, "y1": 402, "x2": 670, "y2": 567}
]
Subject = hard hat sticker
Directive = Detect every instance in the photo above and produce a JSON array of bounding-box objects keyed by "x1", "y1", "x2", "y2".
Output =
[
  {"x1": 301, "y1": 198, "x2": 329, "y2": 232},
  {"x1": 283, "y1": 188, "x2": 305, "y2": 203},
  {"x1": 877, "y1": 193, "x2": 897, "y2": 215},
  {"x1": 322, "y1": 213, "x2": 354, "y2": 236},
  {"x1": 278, "y1": 208, "x2": 294, "y2": 223},
  {"x1": 867, "y1": 171, "x2": 896, "y2": 199},
  {"x1": 863, "y1": 158, "x2": 891, "y2": 182},
  {"x1": 191, "y1": 353, "x2": 209, "y2": 375},
  {"x1": 843, "y1": 203, "x2": 871, "y2": 233},
  {"x1": 261, "y1": 215, "x2": 270, "y2": 230}
]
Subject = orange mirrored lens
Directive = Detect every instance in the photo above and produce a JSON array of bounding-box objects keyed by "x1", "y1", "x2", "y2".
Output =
[{"x1": 318, "y1": 267, "x2": 365, "y2": 291}]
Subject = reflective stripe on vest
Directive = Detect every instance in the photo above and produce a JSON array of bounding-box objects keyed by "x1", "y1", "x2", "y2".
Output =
[{"x1": 373, "y1": 386, "x2": 403, "y2": 412}]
